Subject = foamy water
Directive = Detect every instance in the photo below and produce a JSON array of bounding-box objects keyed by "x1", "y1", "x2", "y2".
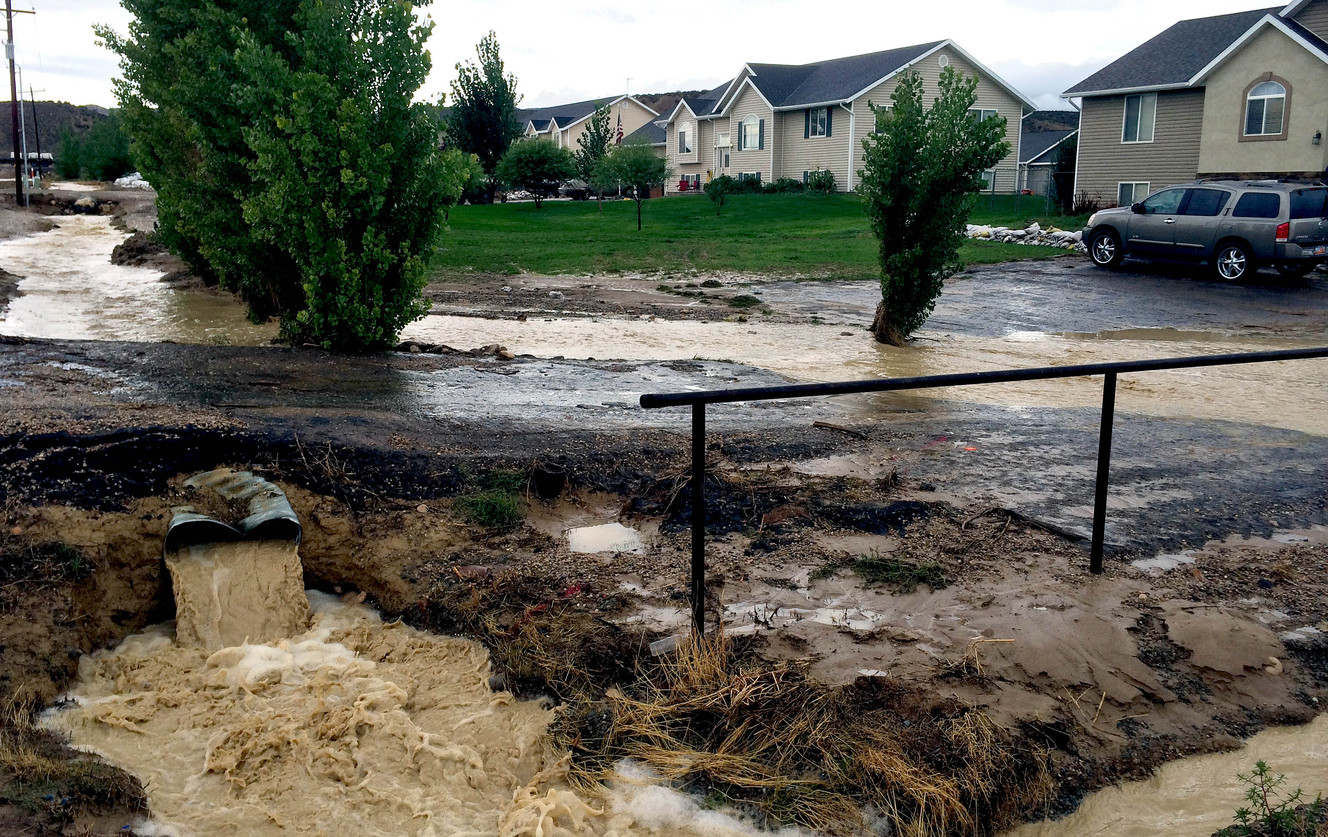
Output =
[{"x1": 45, "y1": 547, "x2": 801, "y2": 837}]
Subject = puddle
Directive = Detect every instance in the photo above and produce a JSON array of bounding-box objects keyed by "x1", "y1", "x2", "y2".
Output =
[
  {"x1": 1005, "y1": 714, "x2": 1328, "y2": 837},
  {"x1": 567, "y1": 522, "x2": 644, "y2": 554},
  {"x1": 0, "y1": 215, "x2": 275, "y2": 345}
]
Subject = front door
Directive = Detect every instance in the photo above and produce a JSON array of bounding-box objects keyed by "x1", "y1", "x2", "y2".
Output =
[{"x1": 1126, "y1": 188, "x2": 1186, "y2": 255}]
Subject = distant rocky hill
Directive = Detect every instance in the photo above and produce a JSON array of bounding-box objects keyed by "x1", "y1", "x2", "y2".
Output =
[
  {"x1": 0, "y1": 102, "x2": 111, "y2": 155},
  {"x1": 635, "y1": 91, "x2": 705, "y2": 118}
]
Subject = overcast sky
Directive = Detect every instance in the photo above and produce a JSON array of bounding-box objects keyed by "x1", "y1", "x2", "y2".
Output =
[{"x1": 12, "y1": 0, "x2": 1280, "y2": 112}]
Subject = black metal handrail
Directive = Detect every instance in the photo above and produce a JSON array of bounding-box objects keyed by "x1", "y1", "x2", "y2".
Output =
[{"x1": 641, "y1": 346, "x2": 1328, "y2": 636}]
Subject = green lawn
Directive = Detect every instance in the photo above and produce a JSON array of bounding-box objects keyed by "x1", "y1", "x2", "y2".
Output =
[{"x1": 430, "y1": 192, "x2": 1083, "y2": 282}]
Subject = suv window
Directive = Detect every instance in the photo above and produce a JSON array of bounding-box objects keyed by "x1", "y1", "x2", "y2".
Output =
[
  {"x1": 1232, "y1": 192, "x2": 1281, "y2": 219},
  {"x1": 1182, "y1": 188, "x2": 1230, "y2": 217},
  {"x1": 1141, "y1": 188, "x2": 1185, "y2": 214},
  {"x1": 1289, "y1": 188, "x2": 1328, "y2": 220}
]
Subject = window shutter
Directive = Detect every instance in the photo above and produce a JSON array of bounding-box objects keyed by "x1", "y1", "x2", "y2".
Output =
[
  {"x1": 758, "y1": 119, "x2": 765, "y2": 150},
  {"x1": 803, "y1": 170, "x2": 809, "y2": 184},
  {"x1": 826, "y1": 107, "x2": 832, "y2": 137},
  {"x1": 736, "y1": 123, "x2": 743, "y2": 151},
  {"x1": 804, "y1": 109, "x2": 810, "y2": 139}
]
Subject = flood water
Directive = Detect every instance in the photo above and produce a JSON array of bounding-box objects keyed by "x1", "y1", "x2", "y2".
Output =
[
  {"x1": 1007, "y1": 713, "x2": 1328, "y2": 837},
  {"x1": 402, "y1": 315, "x2": 1328, "y2": 435},
  {"x1": 0, "y1": 215, "x2": 274, "y2": 345},
  {"x1": 45, "y1": 539, "x2": 799, "y2": 837}
]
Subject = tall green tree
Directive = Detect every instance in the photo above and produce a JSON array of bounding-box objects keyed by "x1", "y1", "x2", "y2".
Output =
[
  {"x1": 495, "y1": 139, "x2": 575, "y2": 209},
  {"x1": 575, "y1": 102, "x2": 612, "y2": 211},
  {"x1": 859, "y1": 68, "x2": 1009, "y2": 346},
  {"x1": 448, "y1": 31, "x2": 521, "y2": 200},
  {"x1": 99, "y1": 0, "x2": 446, "y2": 349},
  {"x1": 599, "y1": 142, "x2": 668, "y2": 230}
]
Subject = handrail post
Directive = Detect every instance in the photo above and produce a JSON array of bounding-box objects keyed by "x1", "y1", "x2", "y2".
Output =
[
  {"x1": 691, "y1": 403, "x2": 706, "y2": 637},
  {"x1": 1090, "y1": 372, "x2": 1117, "y2": 574}
]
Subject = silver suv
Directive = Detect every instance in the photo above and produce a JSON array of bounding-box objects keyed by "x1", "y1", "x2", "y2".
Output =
[{"x1": 1083, "y1": 180, "x2": 1328, "y2": 281}]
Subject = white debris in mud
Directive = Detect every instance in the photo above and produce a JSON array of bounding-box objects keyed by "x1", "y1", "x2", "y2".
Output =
[
  {"x1": 967, "y1": 223, "x2": 1085, "y2": 251},
  {"x1": 1130, "y1": 550, "x2": 1197, "y2": 574},
  {"x1": 113, "y1": 171, "x2": 153, "y2": 190}
]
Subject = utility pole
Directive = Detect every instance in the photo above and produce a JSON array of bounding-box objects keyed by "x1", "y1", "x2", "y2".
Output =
[
  {"x1": 4, "y1": 2, "x2": 33, "y2": 206},
  {"x1": 7, "y1": 0, "x2": 20, "y2": 205}
]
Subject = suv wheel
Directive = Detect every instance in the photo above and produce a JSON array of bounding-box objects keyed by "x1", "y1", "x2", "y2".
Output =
[
  {"x1": 1213, "y1": 241, "x2": 1253, "y2": 281},
  {"x1": 1274, "y1": 262, "x2": 1314, "y2": 279},
  {"x1": 1089, "y1": 229, "x2": 1123, "y2": 269}
]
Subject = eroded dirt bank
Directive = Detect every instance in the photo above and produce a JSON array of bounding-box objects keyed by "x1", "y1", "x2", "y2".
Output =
[{"x1": 0, "y1": 339, "x2": 1324, "y2": 834}]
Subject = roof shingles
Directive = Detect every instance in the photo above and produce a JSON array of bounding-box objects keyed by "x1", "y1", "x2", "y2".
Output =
[{"x1": 1063, "y1": 7, "x2": 1278, "y2": 95}]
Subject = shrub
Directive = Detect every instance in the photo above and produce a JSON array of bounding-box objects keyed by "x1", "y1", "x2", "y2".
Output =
[
  {"x1": 1071, "y1": 190, "x2": 1103, "y2": 215},
  {"x1": 805, "y1": 168, "x2": 836, "y2": 193},
  {"x1": 1225, "y1": 761, "x2": 1325, "y2": 837},
  {"x1": 763, "y1": 177, "x2": 805, "y2": 194}
]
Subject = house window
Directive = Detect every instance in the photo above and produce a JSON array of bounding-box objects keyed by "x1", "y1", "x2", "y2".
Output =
[
  {"x1": 716, "y1": 132, "x2": 731, "y2": 148},
  {"x1": 739, "y1": 172, "x2": 761, "y2": 183},
  {"x1": 1244, "y1": 81, "x2": 1286, "y2": 136},
  {"x1": 740, "y1": 115, "x2": 760, "y2": 151},
  {"x1": 1121, "y1": 93, "x2": 1156, "y2": 143},
  {"x1": 678, "y1": 123, "x2": 693, "y2": 154},
  {"x1": 969, "y1": 108, "x2": 998, "y2": 123},
  {"x1": 809, "y1": 107, "x2": 828, "y2": 137},
  {"x1": 1117, "y1": 181, "x2": 1150, "y2": 206}
]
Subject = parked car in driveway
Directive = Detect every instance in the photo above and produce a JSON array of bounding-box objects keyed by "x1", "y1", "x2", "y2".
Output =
[{"x1": 1083, "y1": 181, "x2": 1328, "y2": 281}]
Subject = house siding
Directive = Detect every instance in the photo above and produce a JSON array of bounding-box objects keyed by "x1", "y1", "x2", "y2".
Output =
[
  {"x1": 1293, "y1": 0, "x2": 1328, "y2": 40},
  {"x1": 779, "y1": 105, "x2": 852, "y2": 187},
  {"x1": 726, "y1": 83, "x2": 774, "y2": 180},
  {"x1": 564, "y1": 98, "x2": 657, "y2": 158},
  {"x1": 1198, "y1": 26, "x2": 1328, "y2": 177},
  {"x1": 666, "y1": 112, "x2": 714, "y2": 194},
  {"x1": 849, "y1": 45, "x2": 1022, "y2": 193},
  {"x1": 1075, "y1": 90, "x2": 1205, "y2": 206}
]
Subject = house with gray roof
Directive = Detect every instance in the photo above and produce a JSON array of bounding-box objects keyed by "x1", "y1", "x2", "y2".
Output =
[
  {"x1": 519, "y1": 94, "x2": 659, "y2": 156},
  {"x1": 1063, "y1": 1, "x2": 1328, "y2": 206},
  {"x1": 658, "y1": 40, "x2": 1037, "y2": 195},
  {"x1": 1019, "y1": 117, "x2": 1079, "y2": 196}
]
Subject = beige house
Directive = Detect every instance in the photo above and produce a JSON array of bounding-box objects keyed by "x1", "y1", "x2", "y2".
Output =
[
  {"x1": 1064, "y1": 1, "x2": 1328, "y2": 207},
  {"x1": 659, "y1": 41, "x2": 1037, "y2": 195},
  {"x1": 520, "y1": 95, "x2": 659, "y2": 155}
]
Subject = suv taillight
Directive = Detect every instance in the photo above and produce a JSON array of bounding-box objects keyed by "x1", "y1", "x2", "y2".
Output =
[{"x1": 1275, "y1": 222, "x2": 1290, "y2": 243}]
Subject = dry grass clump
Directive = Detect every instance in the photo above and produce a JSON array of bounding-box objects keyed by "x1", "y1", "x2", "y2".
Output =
[
  {"x1": 554, "y1": 632, "x2": 1052, "y2": 837},
  {"x1": 416, "y1": 569, "x2": 649, "y2": 700},
  {"x1": 0, "y1": 695, "x2": 147, "y2": 822}
]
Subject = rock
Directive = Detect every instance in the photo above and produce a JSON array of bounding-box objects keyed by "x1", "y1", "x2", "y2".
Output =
[
  {"x1": 549, "y1": 290, "x2": 564, "y2": 299},
  {"x1": 408, "y1": 343, "x2": 421, "y2": 354},
  {"x1": 416, "y1": 503, "x2": 427, "y2": 513},
  {"x1": 496, "y1": 348, "x2": 515, "y2": 361},
  {"x1": 73, "y1": 196, "x2": 97, "y2": 211},
  {"x1": 488, "y1": 673, "x2": 508, "y2": 692}
]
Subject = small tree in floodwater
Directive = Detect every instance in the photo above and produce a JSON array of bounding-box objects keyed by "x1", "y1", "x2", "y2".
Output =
[{"x1": 859, "y1": 68, "x2": 1009, "y2": 346}]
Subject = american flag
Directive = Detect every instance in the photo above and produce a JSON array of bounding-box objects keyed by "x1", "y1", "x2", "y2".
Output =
[{"x1": 615, "y1": 112, "x2": 624, "y2": 145}]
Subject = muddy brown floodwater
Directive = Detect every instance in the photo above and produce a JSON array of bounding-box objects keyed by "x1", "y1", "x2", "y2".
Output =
[
  {"x1": 1007, "y1": 714, "x2": 1328, "y2": 837},
  {"x1": 43, "y1": 539, "x2": 804, "y2": 837},
  {"x1": 0, "y1": 215, "x2": 275, "y2": 345},
  {"x1": 401, "y1": 316, "x2": 1328, "y2": 435}
]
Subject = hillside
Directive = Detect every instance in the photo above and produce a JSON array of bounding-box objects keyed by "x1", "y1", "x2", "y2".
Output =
[{"x1": 0, "y1": 101, "x2": 110, "y2": 156}]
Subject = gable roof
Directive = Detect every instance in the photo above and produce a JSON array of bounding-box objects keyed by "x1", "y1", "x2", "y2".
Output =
[
  {"x1": 625, "y1": 121, "x2": 666, "y2": 146},
  {"x1": 1062, "y1": 7, "x2": 1278, "y2": 96},
  {"x1": 517, "y1": 95, "x2": 659, "y2": 134},
  {"x1": 1190, "y1": 13, "x2": 1328, "y2": 81},
  {"x1": 746, "y1": 41, "x2": 944, "y2": 108},
  {"x1": 671, "y1": 81, "x2": 731, "y2": 121},
  {"x1": 1020, "y1": 128, "x2": 1077, "y2": 164}
]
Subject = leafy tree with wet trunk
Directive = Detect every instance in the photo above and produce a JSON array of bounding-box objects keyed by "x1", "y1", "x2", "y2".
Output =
[
  {"x1": 575, "y1": 102, "x2": 613, "y2": 211},
  {"x1": 859, "y1": 68, "x2": 1009, "y2": 345},
  {"x1": 598, "y1": 142, "x2": 669, "y2": 230},
  {"x1": 99, "y1": 0, "x2": 447, "y2": 349},
  {"x1": 448, "y1": 31, "x2": 522, "y2": 202},
  {"x1": 495, "y1": 139, "x2": 575, "y2": 209}
]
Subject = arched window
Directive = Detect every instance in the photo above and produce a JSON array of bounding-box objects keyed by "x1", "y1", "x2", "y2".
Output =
[
  {"x1": 1245, "y1": 80, "x2": 1286, "y2": 136},
  {"x1": 741, "y1": 115, "x2": 760, "y2": 150},
  {"x1": 678, "y1": 122, "x2": 693, "y2": 154}
]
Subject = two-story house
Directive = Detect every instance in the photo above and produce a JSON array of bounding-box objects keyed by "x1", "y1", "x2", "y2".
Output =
[
  {"x1": 520, "y1": 95, "x2": 659, "y2": 154},
  {"x1": 1064, "y1": 1, "x2": 1328, "y2": 207},
  {"x1": 658, "y1": 41, "x2": 1037, "y2": 195}
]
